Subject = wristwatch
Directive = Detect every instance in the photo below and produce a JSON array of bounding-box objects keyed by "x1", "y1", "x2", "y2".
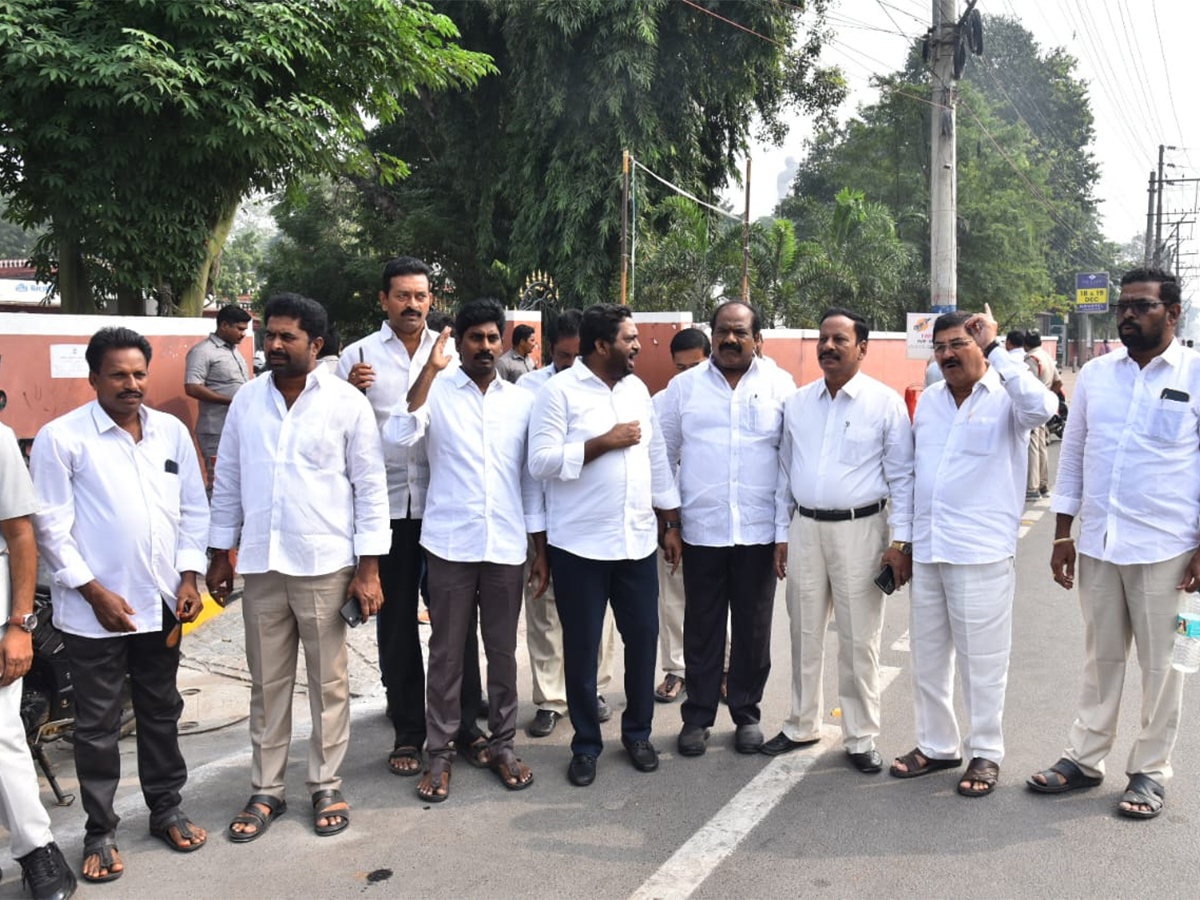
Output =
[
  {"x1": 664, "y1": 521, "x2": 682, "y2": 530},
  {"x1": 982, "y1": 340, "x2": 1000, "y2": 357},
  {"x1": 890, "y1": 541, "x2": 912, "y2": 556},
  {"x1": 7, "y1": 612, "x2": 36, "y2": 633}
]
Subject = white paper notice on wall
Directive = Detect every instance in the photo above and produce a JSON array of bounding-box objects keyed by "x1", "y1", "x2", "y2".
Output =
[{"x1": 50, "y1": 344, "x2": 90, "y2": 379}]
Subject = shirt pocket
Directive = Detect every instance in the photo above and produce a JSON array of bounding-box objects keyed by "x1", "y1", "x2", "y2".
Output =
[
  {"x1": 739, "y1": 396, "x2": 783, "y2": 436},
  {"x1": 298, "y1": 435, "x2": 344, "y2": 471},
  {"x1": 840, "y1": 425, "x2": 878, "y2": 467},
  {"x1": 962, "y1": 418, "x2": 995, "y2": 456},
  {"x1": 1147, "y1": 398, "x2": 1193, "y2": 444}
]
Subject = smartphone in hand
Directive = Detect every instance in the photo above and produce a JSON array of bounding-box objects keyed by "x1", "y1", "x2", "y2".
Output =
[
  {"x1": 874, "y1": 564, "x2": 896, "y2": 595},
  {"x1": 339, "y1": 596, "x2": 364, "y2": 628}
]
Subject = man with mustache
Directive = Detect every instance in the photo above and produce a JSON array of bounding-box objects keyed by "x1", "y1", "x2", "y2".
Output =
[
  {"x1": 658, "y1": 303, "x2": 794, "y2": 756},
  {"x1": 1029, "y1": 268, "x2": 1200, "y2": 820},
  {"x1": 337, "y1": 257, "x2": 489, "y2": 777},
  {"x1": 760, "y1": 308, "x2": 913, "y2": 773},
  {"x1": 209, "y1": 293, "x2": 389, "y2": 841},
  {"x1": 529, "y1": 303, "x2": 681, "y2": 786},
  {"x1": 518, "y1": 310, "x2": 618, "y2": 737},
  {"x1": 891, "y1": 305, "x2": 1055, "y2": 797},
  {"x1": 31, "y1": 327, "x2": 210, "y2": 881},
  {"x1": 384, "y1": 298, "x2": 548, "y2": 802}
]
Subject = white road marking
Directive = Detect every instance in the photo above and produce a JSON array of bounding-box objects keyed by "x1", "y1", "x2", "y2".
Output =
[
  {"x1": 891, "y1": 630, "x2": 910, "y2": 652},
  {"x1": 631, "y1": 666, "x2": 902, "y2": 900}
]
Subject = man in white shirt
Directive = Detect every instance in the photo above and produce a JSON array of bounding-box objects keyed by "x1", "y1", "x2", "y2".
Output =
[
  {"x1": 1004, "y1": 329, "x2": 1026, "y2": 362},
  {"x1": 658, "y1": 303, "x2": 793, "y2": 757},
  {"x1": 529, "y1": 304, "x2": 682, "y2": 786},
  {"x1": 337, "y1": 257, "x2": 486, "y2": 776},
  {"x1": 0, "y1": 423, "x2": 76, "y2": 899},
  {"x1": 31, "y1": 327, "x2": 210, "y2": 881},
  {"x1": 385, "y1": 299, "x2": 548, "y2": 802},
  {"x1": 1023, "y1": 330, "x2": 1058, "y2": 500},
  {"x1": 1029, "y1": 268, "x2": 1200, "y2": 820},
  {"x1": 890, "y1": 306, "x2": 1055, "y2": 797},
  {"x1": 763, "y1": 308, "x2": 914, "y2": 774},
  {"x1": 518, "y1": 310, "x2": 618, "y2": 737},
  {"x1": 208, "y1": 294, "x2": 389, "y2": 841},
  {"x1": 653, "y1": 327, "x2": 711, "y2": 706}
]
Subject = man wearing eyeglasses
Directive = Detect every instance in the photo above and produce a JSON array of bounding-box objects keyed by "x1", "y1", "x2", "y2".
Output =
[
  {"x1": 1029, "y1": 268, "x2": 1200, "y2": 821},
  {"x1": 890, "y1": 305, "x2": 1056, "y2": 798}
]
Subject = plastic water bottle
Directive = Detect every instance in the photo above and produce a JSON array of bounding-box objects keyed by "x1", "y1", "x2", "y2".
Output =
[{"x1": 1172, "y1": 594, "x2": 1200, "y2": 673}]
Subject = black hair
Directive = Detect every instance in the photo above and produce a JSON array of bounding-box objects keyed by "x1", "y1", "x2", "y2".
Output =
[
  {"x1": 1120, "y1": 267, "x2": 1182, "y2": 306},
  {"x1": 580, "y1": 304, "x2": 632, "y2": 357},
  {"x1": 262, "y1": 292, "x2": 328, "y2": 342},
  {"x1": 381, "y1": 256, "x2": 433, "y2": 295},
  {"x1": 1023, "y1": 329, "x2": 1042, "y2": 350},
  {"x1": 1005, "y1": 329, "x2": 1026, "y2": 346},
  {"x1": 454, "y1": 298, "x2": 506, "y2": 339},
  {"x1": 425, "y1": 309, "x2": 454, "y2": 334},
  {"x1": 86, "y1": 327, "x2": 152, "y2": 373},
  {"x1": 547, "y1": 309, "x2": 583, "y2": 348},
  {"x1": 932, "y1": 310, "x2": 972, "y2": 338},
  {"x1": 709, "y1": 300, "x2": 762, "y2": 335},
  {"x1": 512, "y1": 324, "x2": 535, "y2": 345},
  {"x1": 820, "y1": 307, "x2": 869, "y2": 343},
  {"x1": 319, "y1": 327, "x2": 341, "y2": 359},
  {"x1": 216, "y1": 304, "x2": 252, "y2": 327},
  {"x1": 671, "y1": 327, "x2": 711, "y2": 356}
]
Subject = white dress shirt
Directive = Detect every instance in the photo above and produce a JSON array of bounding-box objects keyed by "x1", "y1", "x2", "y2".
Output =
[
  {"x1": 209, "y1": 367, "x2": 391, "y2": 576},
  {"x1": 517, "y1": 363, "x2": 561, "y2": 393},
  {"x1": 1052, "y1": 341, "x2": 1200, "y2": 565},
  {"x1": 912, "y1": 345, "x2": 1057, "y2": 564},
  {"x1": 337, "y1": 322, "x2": 458, "y2": 519},
  {"x1": 778, "y1": 371, "x2": 915, "y2": 542},
  {"x1": 658, "y1": 358, "x2": 795, "y2": 546},
  {"x1": 30, "y1": 403, "x2": 209, "y2": 638},
  {"x1": 382, "y1": 369, "x2": 545, "y2": 566},
  {"x1": 528, "y1": 362, "x2": 681, "y2": 561}
]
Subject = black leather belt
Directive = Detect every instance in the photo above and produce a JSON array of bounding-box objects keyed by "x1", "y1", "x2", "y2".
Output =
[{"x1": 795, "y1": 499, "x2": 887, "y2": 522}]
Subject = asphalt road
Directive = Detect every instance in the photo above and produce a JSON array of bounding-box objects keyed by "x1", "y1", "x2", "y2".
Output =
[{"x1": 5, "y1": 441, "x2": 1200, "y2": 899}]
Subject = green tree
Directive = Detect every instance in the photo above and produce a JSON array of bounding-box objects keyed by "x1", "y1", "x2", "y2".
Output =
[
  {"x1": 0, "y1": 0, "x2": 494, "y2": 315},
  {"x1": 212, "y1": 228, "x2": 267, "y2": 304}
]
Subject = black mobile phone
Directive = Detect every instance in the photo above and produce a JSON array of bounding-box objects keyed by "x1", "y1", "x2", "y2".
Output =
[
  {"x1": 874, "y1": 564, "x2": 896, "y2": 595},
  {"x1": 1161, "y1": 388, "x2": 1190, "y2": 403},
  {"x1": 339, "y1": 596, "x2": 364, "y2": 628}
]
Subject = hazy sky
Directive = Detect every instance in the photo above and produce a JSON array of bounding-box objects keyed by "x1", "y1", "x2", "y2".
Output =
[{"x1": 722, "y1": 0, "x2": 1198, "y2": 272}]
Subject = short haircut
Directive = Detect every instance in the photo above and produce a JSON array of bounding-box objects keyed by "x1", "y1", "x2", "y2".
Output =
[
  {"x1": 1023, "y1": 329, "x2": 1042, "y2": 350},
  {"x1": 547, "y1": 309, "x2": 583, "y2": 348},
  {"x1": 425, "y1": 309, "x2": 454, "y2": 334},
  {"x1": 263, "y1": 292, "x2": 328, "y2": 342},
  {"x1": 216, "y1": 304, "x2": 252, "y2": 327},
  {"x1": 1005, "y1": 329, "x2": 1025, "y2": 346},
  {"x1": 319, "y1": 327, "x2": 341, "y2": 359},
  {"x1": 820, "y1": 307, "x2": 869, "y2": 343},
  {"x1": 580, "y1": 303, "x2": 632, "y2": 357},
  {"x1": 512, "y1": 324, "x2": 535, "y2": 345},
  {"x1": 1120, "y1": 266, "x2": 1182, "y2": 306},
  {"x1": 454, "y1": 297, "x2": 506, "y2": 339},
  {"x1": 381, "y1": 256, "x2": 433, "y2": 294},
  {"x1": 86, "y1": 327, "x2": 152, "y2": 373},
  {"x1": 709, "y1": 300, "x2": 762, "y2": 334},
  {"x1": 931, "y1": 310, "x2": 972, "y2": 338},
  {"x1": 671, "y1": 327, "x2": 711, "y2": 356}
]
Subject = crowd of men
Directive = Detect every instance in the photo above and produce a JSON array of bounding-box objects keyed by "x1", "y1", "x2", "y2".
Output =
[{"x1": 0, "y1": 262, "x2": 1195, "y2": 898}]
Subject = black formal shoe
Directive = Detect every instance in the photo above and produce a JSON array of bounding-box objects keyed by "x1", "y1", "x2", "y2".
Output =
[
  {"x1": 527, "y1": 709, "x2": 562, "y2": 738},
  {"x1": 759, "y1": 731, "x2": 820, "y2": 757},
  {"x1": 19, "y1": 842, "x2": 77, "y2": 900},
  {"x1": 677, "y1": 724, "x2": 710, "y2": 757},
  {"x1": 596, "y1": 695, "x2": 613, "y2": 723},
  {"x1": 847, "y1": 748, "x2": 884, "y2": 774},
  {"x1": 623, "y1": 738, "x2": 659, "y2": 772},
  {"x1": 735, "y1": 723, "x2": 764, "y2": 754},
  {"x1": 568, "y1": 753, "x2": 597, "y2": 787}
]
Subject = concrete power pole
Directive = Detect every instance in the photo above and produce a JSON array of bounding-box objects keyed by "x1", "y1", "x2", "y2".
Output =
[
  {"x1": 1154, "y1": 144, "x2": 1165, "y2": 267},
  {"x1": 929, "y1": 0, "x2": 958, "y2": 312},
  {"x1": 1145, "y1": 169, "x2": 1156, "y2": 267}
]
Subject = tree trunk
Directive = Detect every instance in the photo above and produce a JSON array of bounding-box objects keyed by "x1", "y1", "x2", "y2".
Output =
[
  {"x1": 114, "y1": 285, "x2": 142, "y2": 316},
  {"x1": 177, "y1": 201, "x2": 239, "y2": 317},
  {"x1": 57, "y1": 235, "x2": 91, "y2": 314}
]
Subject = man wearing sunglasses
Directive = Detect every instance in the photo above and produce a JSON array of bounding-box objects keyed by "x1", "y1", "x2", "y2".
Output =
[
  {"x1": 891, "y1": 304, "x2": 1056, "y2": 798},
  {"x1": 1029, "y1": 268, "x2": 1200, "y2": 821}
]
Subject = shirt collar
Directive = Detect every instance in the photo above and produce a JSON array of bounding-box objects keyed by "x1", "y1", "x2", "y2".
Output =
[
  {"x1": 450, "y1": 367, "x2": 508, "y2": 393},
  {"x1": 1111, "y1": 340, "x2": 1182, "y2": 370},
  {"x1": 90, "y1": 401, "x2": 148, "y2": 435},
  {"x1": 818, "y1": 369, "x2": 864, "y2": 400},
  {"x1": 378, "y1": 321, "x2": 439, "y2": 350},
  {"x1": 976, "y1": 362, "x2": 1003, "y2": 393},
  {"x1": 209, "y1": 332, "x2": 236, "y2": 351}
]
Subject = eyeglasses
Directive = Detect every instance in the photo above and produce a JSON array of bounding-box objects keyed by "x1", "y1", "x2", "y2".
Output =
[
  {"x1": 932, "y1": 338, "x2": 974, "y2": 354},
  {"x1": 1112, "y1": 300, "x2": 1164, "y2": 316}
]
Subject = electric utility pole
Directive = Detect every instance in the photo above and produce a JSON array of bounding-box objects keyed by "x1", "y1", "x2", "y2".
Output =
[{"x1": 929, "y1": 0, "x2": 958, "y2": 312}]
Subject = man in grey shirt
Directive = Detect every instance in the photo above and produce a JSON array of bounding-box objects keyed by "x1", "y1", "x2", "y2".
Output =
[
  {"x1": 185, "y1": 305, "x2": 252, "y2": 490},
  {"x1": 496, "y1": 324, "x2": 537, "y2": 383}
]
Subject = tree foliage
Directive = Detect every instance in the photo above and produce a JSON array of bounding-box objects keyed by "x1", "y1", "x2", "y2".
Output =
[{"x1": 0, "y1": 0, "x2": 494, "y2": 314}]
